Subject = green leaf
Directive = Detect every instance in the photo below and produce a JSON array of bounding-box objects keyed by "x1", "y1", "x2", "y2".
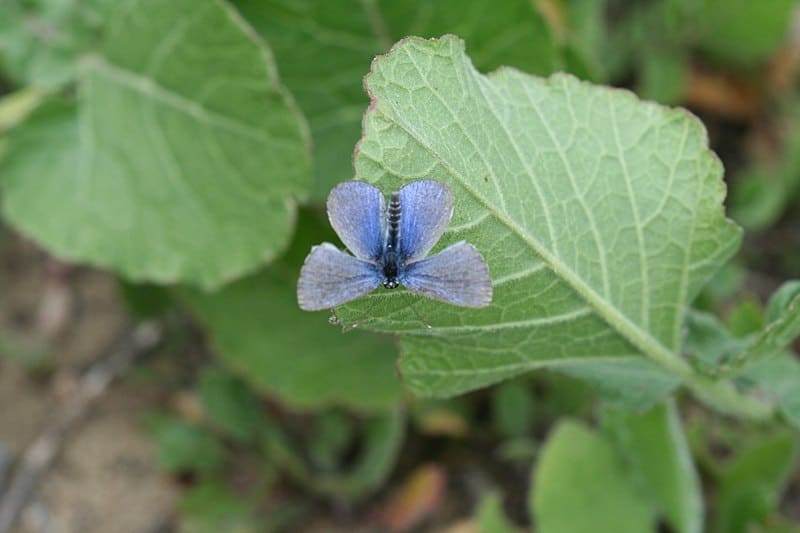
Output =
[
  {"x1": 308, "y1": 410, "x2": 355, "y2": 471},
  {"x1": 311, "y1": 408, "x2": 405, "y2": 499},
  {"x1": 179, "y1": 482, "x2": 257, "y2": 533},
  {"x1": 726, "y1": 298, "x2": 764, "y2": 338},
  {"x1": 744, "y1": 355, "x2": 800, "y2": 429},
  {"x1": 146, "y1": 412, "x2": 224, "y2": 475},
  {"x1": 117, "y1": 280, "x2": 175, "y2": 319},
  {"x1": 0, "y1": 0, "x2": 102, "y2": 89},
  {"x1": 339, "y1": 36, "x2": 741, "y2": 408},
  {"x1": 532, "y1": 420, "x2": 655, "y2": 533},
  {"x1": 604, "y1": 402, "x2": 703, "y2": 533},
  {"x1": 184, "y1": 212, "x2": 403, "y2": 412},
  {"x1": 560, "y1": 0, "x2": 608, "y2": 82},
  {"x1": 491, "y1": 379, "x2": 535, "y2": 438},
  {"x1": 731, "y1": 104, "x2": 800, "y2": 231},
  {"x1": 475, "y1": 491, "x2": 519, "y2": 533},
  {"x1": 695, "y1": 0, "x2": 795, "y2": 67},
  {"x1": 684, "y1": 310, "x2": 749, "y2": 373},
  {"x1": 0, "y1": 0, "x2": 311, "y2": 289},
  {"x1": 714, "y1": 432, "x2": 798, "y2": 533},
  {"x1": 234, "y1": 0, "x2": 560, "y2": 200},
  {"x1": 559, "y1": 359, "x2": 679, "y2": 410},
  {"x1": 637, "y1": 46, "x2": 688, "y2": 104},
  {"x1": 199, "y1": 368, "x2": 265, "y2": 443},
  {"x1": 724, "y1": 281, "x2": 800, "y2": 374}
]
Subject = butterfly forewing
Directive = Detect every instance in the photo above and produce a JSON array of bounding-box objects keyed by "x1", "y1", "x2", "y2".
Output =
[
  {"x1": 327, "y1": 181, "x2": 385, "y2": 261},
  {"x1": 397, "y1": 180, "x2": 454, "y2": 261},
  {"x1": 297, "y1": 243, "x2": 383, "y2": 311},
  {"x1": 400, "y1": 241, "x2": 492, "y2": 308}
]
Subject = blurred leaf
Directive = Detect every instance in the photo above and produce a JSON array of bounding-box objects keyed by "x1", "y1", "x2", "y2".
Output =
[
  {"x1": 532, "y1": 420, "x2": 655, "y2": 533},
  {"x1": 731, "y1": 112, "x2": 800, "y2": 230},
  {"x1": 695, "y1": 0, "x2": 795, "y2": 67},
  {"x1": 724, "y1": 281, "x2": 800, "y2": 374},
  {"x1": 638, "y1": 46, "x2": 688, "y2": 104},
  {"x1": 146, "y1": 412, "x2": 224, "y2": 475},
  {"x1": 0, "y1": 0, "x2": 104, "y2": 88},
  {"x1": 0, "y1": 0, "x2": 311, "y2": 289},
  {"x1": 118, "y1": 280, "x2": 175, "y2": 319},
  {"x1": 714, "y1": 431, "x2": 798, "y2": 533},
  {"x1": 684, "y1": 310, "x2": 750, "y2": 373},
  {"x1": 604, "y1": 402, "x2": 703, "y2": 533},
  {"x1": 475, "y1": 491, "x2": 519, "y2": 533},
  {"x1": 334, "y1": 36, "x2": 740, "y2": 413},
  {"x1": 179, "y1": 482, "x2": 257, "y2": 533},
  {"x1": 234, "y1": 0, "x2": 560, "y2": 200},
  {"x1": 313, "y1": 408, "x2": 406, "y2": 500},
  {"x1": 695, "y1": 262, "x2": 745, "y2": 311},
  {"x1": 726, "y1": 298, "x2": 764, "y2": 338},
  {"x1": 308, "y1": 410, "x2": 355, "y2": 471},
  {"x1": 686, "y1": 297, "x2": 800, "y2": 428},
  {"x1": 559, "y1": 359, "x2": 679, "y2": 411},
  {"x1": 185, "y1": 212, "x2": 403, "y2": 412},
  {"x1": 199, "y1": 368, "x2": 265, "y2": 443},
  {"x1": 744, "y1": 354, "x2": 800, "y2": 429},
  {"x1": 731, "y1": 169, "x2": 789, "y2": 230},
  {"x1": 560, "y1": 0, "x2": 607, "y2": 82},
  {"x1": 0, "y1": 88, "x2": 45, "y2": 134},
  {"x1": 495, "y1": 437, "x2": 538, "y2": 463},
  {"x1": 491, "y1": 379, "x2": 535, "y2": 438}
]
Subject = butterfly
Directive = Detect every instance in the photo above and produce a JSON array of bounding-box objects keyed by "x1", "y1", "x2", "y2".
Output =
[{"x1": 297, "y1": 179, "x2": 492, "y2": 311}]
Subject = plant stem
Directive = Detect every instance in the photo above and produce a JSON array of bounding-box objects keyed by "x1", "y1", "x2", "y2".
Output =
[{"x1": 612, "y1": 311, "x2": 775, "y2": 421}]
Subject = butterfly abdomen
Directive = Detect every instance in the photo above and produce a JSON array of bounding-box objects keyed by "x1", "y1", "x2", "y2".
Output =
[
  {"x1": 382, "y1": 192, "x2": 402, "y2": 288},
  {"x1": 387, "y1": 192, "x2": 401, "y2": 249}
]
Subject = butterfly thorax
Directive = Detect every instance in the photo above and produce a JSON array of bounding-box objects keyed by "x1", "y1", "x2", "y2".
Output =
[{"x1": 380, "y1": 192, "x2": 402, "y2": 289}]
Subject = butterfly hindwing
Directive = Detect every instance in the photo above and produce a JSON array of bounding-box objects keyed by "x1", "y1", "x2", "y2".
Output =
[
  {"x1": 327, "y1": 181, "x2": 385, "y2": 261},
  {"x1": 400, "y1": 241, "x2": 492, "y2": 308},
  {"x1": 397, "y1": 180, "x2": 454, "y2": 261},
  {"x1": 297, "y1": 243, "x2": 383, "y2": 311}
]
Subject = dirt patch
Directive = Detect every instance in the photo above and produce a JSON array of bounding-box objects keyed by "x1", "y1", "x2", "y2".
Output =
[{"x1": 0, "y1": 231, "x2": 178, "y2": 533}]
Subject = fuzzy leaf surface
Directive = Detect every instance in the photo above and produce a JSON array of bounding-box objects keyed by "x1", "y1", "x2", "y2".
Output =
[
  {"x1": 338, "y1": 36, "x2": 740, "y2": 399},
  {"x1": 0, "y1": 0, "x2": 310, "y2": 288}
]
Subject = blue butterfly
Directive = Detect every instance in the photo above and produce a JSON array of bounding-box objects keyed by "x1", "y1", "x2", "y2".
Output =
[{"x1": 297, "y1": 180, "x2": 493, "y2": 311}]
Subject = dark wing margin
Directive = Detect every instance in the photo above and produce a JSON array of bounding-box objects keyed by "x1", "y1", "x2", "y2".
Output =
[
  {"x1": 327, "y1": 181, "x2": 385, "y2": 261},
  {"x1": 397, "y1": 180, "x2": 454, "y2": 261},
  {"x1": 297, "y1": 243, "x2": 383, "y2": 311},
  {"x1": 400, "y1": 241, "x2": 492, "y2": 308}
]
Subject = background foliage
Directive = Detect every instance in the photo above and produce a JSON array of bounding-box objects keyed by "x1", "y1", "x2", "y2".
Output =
[{"x1": 0, "y1": 0, "x2": 799, "y2": 531}]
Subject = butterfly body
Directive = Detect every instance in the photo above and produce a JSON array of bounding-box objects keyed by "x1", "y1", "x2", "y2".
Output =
[
  {"x1": 380, "y1": 192, "x2": 403, "y2": 289},
  {"x1": 297, "y1": 180, "x2": 492, "y2": 311}
]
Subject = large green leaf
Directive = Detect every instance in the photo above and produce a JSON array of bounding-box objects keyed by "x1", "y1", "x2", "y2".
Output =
[
  {"x1": 185, "y1": 212, "x2": 403, "y2": 412},
  {"x1": 532, "y1": 420, "x2": 655, "y2": 533},
  {"x1": 336, "y1": 36, "x2": 741, "y2": 404},
  {"x1": 234, "y1": 0, "x2": 559, "y2": 200},
  {"x1": 604, "y1": 402, "x2": 703, "y2": 533},
  {"x1": 0, "y1": 0, "x2": 311, "y2": 289}
]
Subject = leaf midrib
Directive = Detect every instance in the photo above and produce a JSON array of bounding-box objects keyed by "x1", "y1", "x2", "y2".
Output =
[{"x1": 79, "y1": 55, "x2": 269, "y2": 142}]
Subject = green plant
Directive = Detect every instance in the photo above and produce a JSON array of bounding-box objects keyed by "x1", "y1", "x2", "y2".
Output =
[{"x1": 1, "y1": 0, "x2": 799, "y2": 530}]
